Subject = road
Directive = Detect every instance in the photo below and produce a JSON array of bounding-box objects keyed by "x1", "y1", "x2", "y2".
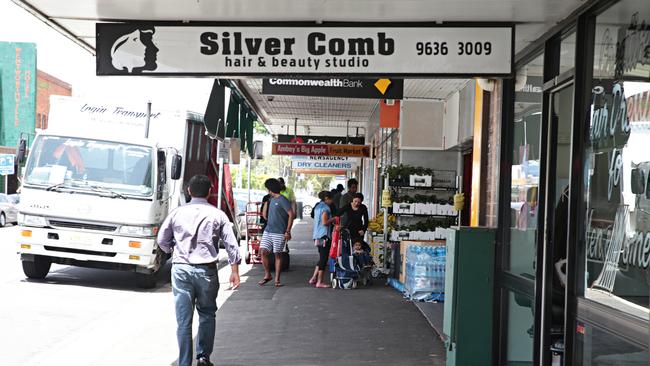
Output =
[{"x1": 0, "y1": 225, "x2": 252, "y2": 366}]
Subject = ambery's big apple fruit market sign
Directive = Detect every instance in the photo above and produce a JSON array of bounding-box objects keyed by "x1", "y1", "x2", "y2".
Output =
[{"x1": 96, "y1": 23, "x2": 513, "y2": 76}]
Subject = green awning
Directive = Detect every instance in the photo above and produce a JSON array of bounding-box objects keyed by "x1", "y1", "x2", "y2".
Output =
[{"x1": 225, "y1": 95, "x2": 239, "y2": 139}]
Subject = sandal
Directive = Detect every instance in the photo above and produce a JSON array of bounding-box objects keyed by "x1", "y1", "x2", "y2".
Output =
[
  {"x1": 258, "y1": 277, "x2": 272, "y2": 286},
  {"x1": 274, "y1": 282, "x2": 284, "y2": 288},
  {"x1": 308, "y1": 278, "x2": 317, "y2": 285}
]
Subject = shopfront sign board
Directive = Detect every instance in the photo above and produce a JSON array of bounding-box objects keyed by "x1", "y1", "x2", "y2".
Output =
[
  {"x1": 277, "y1": 134, "x2": 365, "y2": 145},
  {"x1": 292, "y1": 155, "x2": 360, "y2": 165},
  {"x1": 263, "y1": 78, "x2": 403, "y2": 99},
  {"x1": 0, "y1": 154, "x2": 15, "y2": 175},
  {"x1": 96, "y1": 23, "x2": 514, "y2": 76},
  {"x1": 272, "y1": 143, "x2": 370, "y2": 157},
  {"x1": 291, "y1": 157, "x2": 357, "y2": 171}
]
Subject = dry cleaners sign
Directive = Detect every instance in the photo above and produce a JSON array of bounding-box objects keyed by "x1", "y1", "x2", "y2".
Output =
[{"x1": 96, "y1": 23, "x2": 513, "y2": 76}]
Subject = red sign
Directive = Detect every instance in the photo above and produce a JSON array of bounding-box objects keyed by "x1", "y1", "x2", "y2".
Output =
[{"x1": 272, "y1": 143, "x2": 370, "y2": 157}]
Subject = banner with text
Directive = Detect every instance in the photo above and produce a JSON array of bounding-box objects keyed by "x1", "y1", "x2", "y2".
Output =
[
  {"x1": 272, "y1": 143, "x2": 370, "y2": 157},
  {"x1": 96, "y1": 24, "x2": 513, "y2": 76},
  {"x1": 277, "y1": 134, "x2": 365, "y2": 145},
  {"x1": 263, "y1": 78, "x2": 403, "y2": 99}
]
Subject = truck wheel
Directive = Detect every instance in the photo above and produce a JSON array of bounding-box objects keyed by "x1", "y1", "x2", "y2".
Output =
[
  {"x1": 0, "y1": 213, "x2": 6, "y2": 228},
  {"x1": 136, "y1": 272, "x2": 157, "y2": 289},
  {"x1": 22, "y1": 256, "x2": 51, "y2": 279}
]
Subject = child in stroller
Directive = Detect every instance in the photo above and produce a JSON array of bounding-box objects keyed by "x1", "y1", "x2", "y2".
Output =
[
  {"x1": 330, "y1": 230, "x2": 374, "y2": 289},
  {"x1": 352, "y1": 239, "x2": 373, "y2": 268},
  {"x1": 352, "y1": 238, "x2": 374, "y2": 286}
]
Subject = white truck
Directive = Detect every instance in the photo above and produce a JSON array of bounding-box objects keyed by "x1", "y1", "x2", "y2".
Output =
[{"x1": 16, "y1": 96, "x2": 238, "y2": 288}]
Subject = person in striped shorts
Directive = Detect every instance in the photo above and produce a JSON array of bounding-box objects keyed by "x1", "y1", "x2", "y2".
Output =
[{"x1": 259, "y1": 178, "x2": 295, "y2": 287}]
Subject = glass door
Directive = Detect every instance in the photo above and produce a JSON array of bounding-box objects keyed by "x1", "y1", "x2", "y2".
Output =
[{"x1": 538, "y1": 82, "x2": 574, "y2": 365}]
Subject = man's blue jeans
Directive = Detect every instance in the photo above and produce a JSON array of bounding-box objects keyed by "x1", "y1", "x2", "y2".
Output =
[{"x1": 171, "y1": 263, "x2": 220, "y2": 366}]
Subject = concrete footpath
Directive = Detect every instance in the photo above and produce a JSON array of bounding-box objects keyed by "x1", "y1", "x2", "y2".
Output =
[{"x1": 189, "y1": 218, "x2": 446, "y2": 366}]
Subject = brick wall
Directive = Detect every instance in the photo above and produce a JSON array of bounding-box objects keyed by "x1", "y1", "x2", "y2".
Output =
[{"x1": 36, "y1": 70, "x2": 72, "y2": 130}]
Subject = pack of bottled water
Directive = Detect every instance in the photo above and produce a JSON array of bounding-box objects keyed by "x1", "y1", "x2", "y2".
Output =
[{"x1": 404, "y1": 245, "x2": 446, "y2": 301}]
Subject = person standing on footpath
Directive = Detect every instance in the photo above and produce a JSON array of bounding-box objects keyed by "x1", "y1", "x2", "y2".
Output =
[
  {"x1": 338, "y1": 178, "x2": 359, "y2": 211},
  {"x1": 278, "y1": 177, "x2": 297, "y2": 214},
  {"x1": 259, "y1": 178, "x2": 295, "y2": 288},
  {"x1": 157, "y1": 175, "x2": 241, "y2": 366},
  {"x1": 331, "y1": 184, "x2": 344, "y2": 209},
  {"x1": 309, "y1": 191, "x2": 335, "y2": 288}
]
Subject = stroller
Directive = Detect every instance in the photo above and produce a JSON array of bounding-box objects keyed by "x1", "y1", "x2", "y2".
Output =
[{"x1": 329, "y1": 221, "x2": 373, "y2": 289}]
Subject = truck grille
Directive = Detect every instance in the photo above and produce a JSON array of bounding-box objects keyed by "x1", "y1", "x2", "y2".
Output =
[
  {"x1": 44, "y1": 246, "x2": 117, "y2": 257},
  {"x1": 48, "y1": 220, "x2": 117, "y2": 233}
]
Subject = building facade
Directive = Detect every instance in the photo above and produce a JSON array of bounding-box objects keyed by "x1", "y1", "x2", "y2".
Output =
[{"x1": 36, "y1": 70, "x2": 72, "y2": 130}]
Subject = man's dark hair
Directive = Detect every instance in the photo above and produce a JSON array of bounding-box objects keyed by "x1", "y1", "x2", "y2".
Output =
[
  {"x1": 336, "y1": 184, "x2": 344, "y2": 191},
  {"x1": 353, "y1": 193, "x2": 364, "y2": 202},
  {"x1": 347, "y1": 178, "x2": 358, "y2": 188},
  {"x1": 188, "y1": 175, "x2": 211, "y2": 198},
  {"x1": 321, "y1": 191, "x2": 332, "y2": 200},
  {"x1": 265, "y1": 178, "x2": 283, "y2": 194},
  {"x1": 278, "y1": 177, "x2": 285, "y2": 184}
]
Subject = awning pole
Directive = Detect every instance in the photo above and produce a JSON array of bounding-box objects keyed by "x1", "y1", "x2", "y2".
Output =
[
  {"x1": 217, "y1": 140, "x2": 223, "y2": 211},
  {"x1": 294, "y1": 118, "x2": 298, "y2": 138},
  {"x1": 346, "y1": 120, "x2": 350, "y2": 143},
  {"x1": 144, "y1": 101, "x2": 152, "y2": 138}
]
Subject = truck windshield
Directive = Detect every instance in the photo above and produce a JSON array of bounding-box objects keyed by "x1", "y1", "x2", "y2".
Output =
[{"x1": 25, "y1": 135, "x2": 154, "y2": 197}]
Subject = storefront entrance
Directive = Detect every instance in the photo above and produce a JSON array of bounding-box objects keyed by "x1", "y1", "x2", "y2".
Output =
[{"x1": 498, "y1": 0, "x2": 649, "y2": 364}]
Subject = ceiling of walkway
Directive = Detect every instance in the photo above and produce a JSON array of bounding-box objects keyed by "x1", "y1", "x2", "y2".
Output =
[
  {"x1": 241, "y1": 79, "x2": 470, "y2": 135},
  {"x1": 14, "y1": 0, "x2": 587, "y2": 137}
]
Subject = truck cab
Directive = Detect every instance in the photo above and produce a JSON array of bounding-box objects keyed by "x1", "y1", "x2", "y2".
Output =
[
  {"x1": 17, "y1": 132, "x2": 183, "y2": 287},
  {"x1": 16, "y1": 97, "x2": 186, "y2": 288}
]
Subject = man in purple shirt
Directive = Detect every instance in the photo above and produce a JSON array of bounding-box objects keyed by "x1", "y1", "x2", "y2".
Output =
[{"x1": 157, "y1": 175, "x2": 241, "y2": 366}]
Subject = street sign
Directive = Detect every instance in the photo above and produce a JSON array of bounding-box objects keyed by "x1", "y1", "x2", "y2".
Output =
[
  {"x1": 0, "y1": 154, "x2": 15, "y2": 175},
  {"x1": 263, "y1": 78, "x2": 403, "y2": 99},
  {"x1": 277, "y1": 134, "x2": 365, "y2": 145},
  {"x1": 272, "y1": 143, "x2": 370, "y2": 157},
  {"x1": 96, "y1": 23, "x2": 514, "y2": 77}
]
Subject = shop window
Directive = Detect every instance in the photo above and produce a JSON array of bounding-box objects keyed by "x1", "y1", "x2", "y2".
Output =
[
  {"x1": 574, "y1": 321, "x2": 647, "y2": 365},
  {"x1": 560, "y1": 32, "x2": 577, "y2": 74},
  {"x1": 582, "y1": 0, "x2": 650, "y2": 339},
  {"x1": 508, "y1": 53, "x2": 544, "y2": 279}
]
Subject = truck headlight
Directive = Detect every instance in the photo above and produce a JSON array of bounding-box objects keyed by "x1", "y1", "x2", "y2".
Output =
[
  {"x1": 19, "y1": 214, "x2": 47, "y2": 227},
  {"x1": 118, "y1": 225, "x2": 157, "y2": 237}
]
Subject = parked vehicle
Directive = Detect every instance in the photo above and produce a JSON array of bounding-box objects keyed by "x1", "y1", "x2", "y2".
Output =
[
  {"x1": 8, "y1": 194, "x2": 20, "y2": 204},
  {"x1": 16, "y1": 96, "x2": 238, "y2": 288},
  {"x1": 0, "y1": 193, "x2": 18, "y2": 227}
]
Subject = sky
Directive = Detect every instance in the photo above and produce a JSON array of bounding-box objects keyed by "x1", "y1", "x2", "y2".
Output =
[{"x1": 0, "y1": 0, "x2": 214, "y2": 113}]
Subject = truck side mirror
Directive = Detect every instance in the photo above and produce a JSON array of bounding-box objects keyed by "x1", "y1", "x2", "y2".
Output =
[
  {"x1": 16, "y1": 138, "x2": 27, "y2": 164},
  {"x1": 630, "y1": 168, "x2": 645, "y2": 195},
  {"x1": 171, "y1": 154, "x2": 182, "y2": 180}
]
